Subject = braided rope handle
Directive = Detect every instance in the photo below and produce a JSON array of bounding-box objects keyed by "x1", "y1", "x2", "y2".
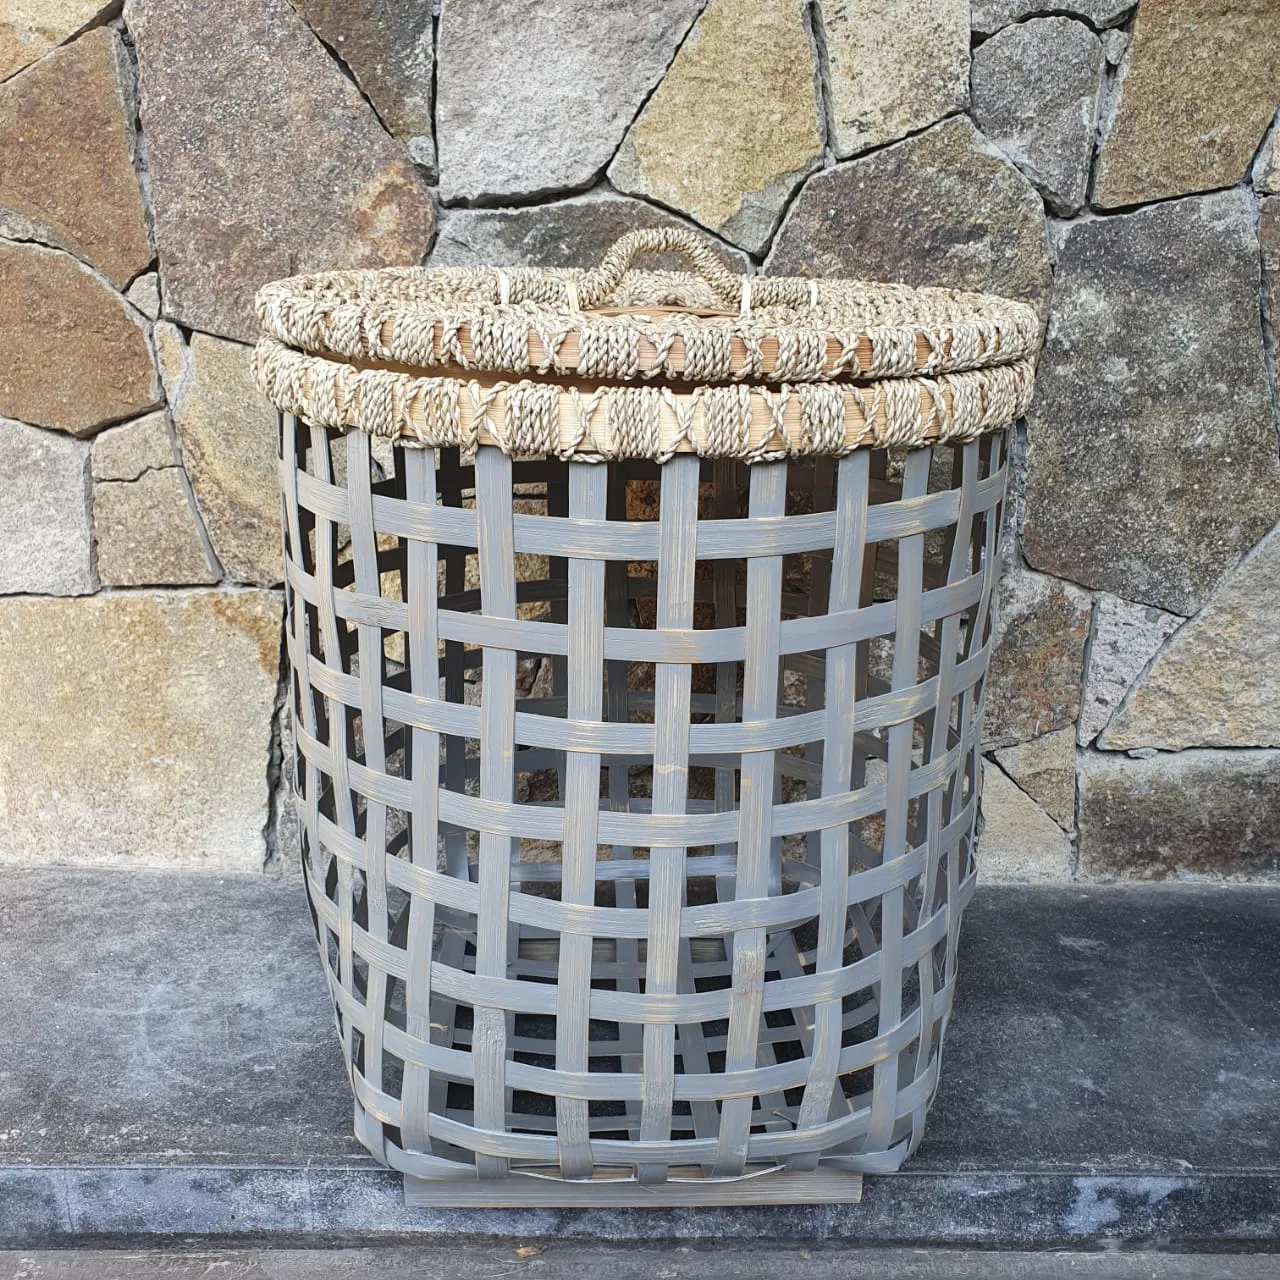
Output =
[{"x1": 575, "y1": 228, "x2": 815, "y2": 312}]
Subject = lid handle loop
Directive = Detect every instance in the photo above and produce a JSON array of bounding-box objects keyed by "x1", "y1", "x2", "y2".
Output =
[{"x1": 575, "y1": 228, "x2": 818, "y2": 312}]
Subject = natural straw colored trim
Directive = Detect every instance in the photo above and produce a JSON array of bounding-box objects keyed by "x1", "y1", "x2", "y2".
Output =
[
  {"x1": 253, "y1": 336, "x2": 1034, "y2": 460},
  {"x1": 256, "y1": 228, "x2": 1041, "y2": 387}
]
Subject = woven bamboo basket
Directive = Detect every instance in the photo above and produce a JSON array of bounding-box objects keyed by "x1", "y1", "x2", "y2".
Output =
[{"x1": 254, "y1": 228, "x2": 1038, "y2": 1207}]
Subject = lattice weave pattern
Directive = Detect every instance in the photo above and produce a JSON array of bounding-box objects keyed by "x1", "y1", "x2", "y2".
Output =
[{"x1": 280, "y1": 422, "x2": 1007, "y2": 1183}]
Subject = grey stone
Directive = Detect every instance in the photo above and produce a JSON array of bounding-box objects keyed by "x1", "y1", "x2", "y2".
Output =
[
  {"x1": 436, "y1": 0, "x2": 704, "y2": 203},
  {"x1": 970, "y1": 17, "x2": 1104, "y2": 216},
  {"x1": 0, "y1": 240, "x2": 160, "y2": 436},
  {"x1": 816, "y1": 0, "x2": 969, "y2": 159},
  {"x1": 1263, "y1": 198, "x2": 1280, "y2": 368},
  {"x1": 1102, "y1": 27, "x2": 1129, "y2": 65},
  {"x1": 976, "y1": 762, "x2": 1073, "y2": 883},
  {"x1": 0, "y1": 590, "x2": 282, "y2": 869},
  {"x1": 0, "y1": 27, "x2": 151, "y2": 289},
  {"x1": 993, "y1": 727, "x2": 1077, "y2": 830},
  {"x1": 0, "y1": 0, "x2": 116, "y2": 82},
  {"x1": 0, "y1": 868, "x2": 353, "y2": 1165},
  {"x1": 1078, "y1": 749, "x2": 1280, "y2": 878},
  {"x1": 127, "y1": 0, "x2": 436, "y2": 344},
  {"x1": 0, "y1": 417, "x2": 92, "y2": 595},
  {"x1": 1022, "y1": 190, "x2": 1280, "y2": 617},
  {"x1": 292, "y1": 0, "x2": 433, "y2": 160},
  {"x1": 1094, "y1": 0, "x2": 1280, "y2": 208},
  {"x1": 93, "y1": 468, "x2": 219, "y2": 586},
  {"x1": 90, "y1": 410, "x2": 173, "y2": 480},
  {"x1": 1077, "y1": 593, "x2": 1183, "y2": 746},
  {"x1": 126, "y1": 271, "x2": 161, "y2": 320},
  {"x1": 1255, "y1": 115, "x2": 1280, "y2": 194},
  {"x1": 765, "y1": 117, "x2": 1052, "y2": 318},
  {"x1": 430, "y1": 192, "x2": 749, "y2": 272},
  {"x1": 171, "y1": 333, "x2": 281, "y2": 585},
  {"x1": 1101, "y1": 523, "x2": 1280, "y2": 751},
  {"x1": 971, "y1": 0, "x2": 1133, "y2": 36},
  {"x1": 608, "y1": 0, "x2": 825, "y2": 255},
  {"x1": 983, "y1": 565, "x2": 1091, "y2": 750}
]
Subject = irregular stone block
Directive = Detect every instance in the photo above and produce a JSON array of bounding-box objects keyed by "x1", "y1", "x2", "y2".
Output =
[
  {"x1": 126, "y1": 272, "x2": 161, "y2": 321},
  {"x1": 90, "y1": 410, "x2": 174, "y2": 481},
  {"x1": 983, "y1": 566, "x2": 1091, "y2": 750},
  {"x1": 1256, "y1": 119, "x2": 1279, "y2": 194},
  {"x1": 0, "y1": 0, "x2": 115, "y2": 81},
  {"x1": 609, "y1": 0, "x2": 824, "y2": 255},
  {"x1": 292, "y1": 0, "x2": 434, "y2": 165},
  {"x1": 0, "y1": 240, "x2": 160, "y2": 436},
  {"x1": 1263, "y1": 198, "x2": 1280, "y2": 367},
  {"x1": 1094, "y1": 0, "x2": 1280, "y2": 208},
  {"x1": 127, "y1": 0, "x2": 436, "y2": 343},
  {"x1": 94, "y1": 469, "x2": 219, "y2": 586},
  {"x1": 816, "y1": 0, "x2": 968, "y2": 158},
  {"x1": 1077, "y1": 593, "x2": 1182, "y2": 746},
  {"x1": 977, "y1": 763, "x2": 1073, "y2": 883},
  {"x1": 1078, "y1": 749, "x2": 1280, "y2": 878},
  {"x1": 171, "y1": 333, "x2": 281, "y2": 585},
  {"x1": 1022, "y1": 191, "x2": 1280, "y2": 616},
  {"x1": 0, "y1": 590, "x2": 283, "y2": 870},
  {"x1": 1101, "y1": 524, "x2": 1280, "y2": 750},
  {"x1": 970, "y1": 17, "x2": 1104, "y2": 216},
  {"x1": 971, "y1": 0, "x2": 1133, "y2": 37},
  {"x1": 0, "y1": 417, "x2": 92, "y2": 595},
  {"x1": 0, "y1": 28, "x2": 151, "y2": 289},
  {"x1": 430, "y1": 193, "x2": 748, "y2": 271},
  {"x1": 437, "y1": 0, "x2": 702, "y2": 203},
  {"x1": 151, "y1": 318, "x2": 186, "y2": 402},
  {"x1": 994, "y1": 727, "x2": 1077, "y2": 831},
  {"x1": 765, "y1": 117, "x2": 1051, "y2": 317}
]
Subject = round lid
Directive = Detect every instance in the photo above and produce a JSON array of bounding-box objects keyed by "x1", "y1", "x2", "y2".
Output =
[{"x1": 255, "y1": 228, "x2": 1040, "y2": 387}]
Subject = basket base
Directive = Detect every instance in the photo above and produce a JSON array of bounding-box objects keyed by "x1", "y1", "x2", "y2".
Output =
[{"x1": 403, "y1": 1167, "x2": 863, "y2": 1208}]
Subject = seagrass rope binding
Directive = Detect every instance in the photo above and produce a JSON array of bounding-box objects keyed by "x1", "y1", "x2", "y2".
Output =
[{"x1": 254, "y1": 227, "x2": 1041, "y2": 455}]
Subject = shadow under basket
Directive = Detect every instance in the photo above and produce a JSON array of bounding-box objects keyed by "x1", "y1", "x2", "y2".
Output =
[{"x1": 279, "y1": 424, "x2": 1008, "y2": 1206}]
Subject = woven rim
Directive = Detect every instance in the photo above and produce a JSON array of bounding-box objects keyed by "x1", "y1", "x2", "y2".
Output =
[
  {"x1": 254, "y1": 336, "x2": 1035, "y2": 461},
  {"x1": 255, "y1": 227, "x2": 1041, "y2": 387}
]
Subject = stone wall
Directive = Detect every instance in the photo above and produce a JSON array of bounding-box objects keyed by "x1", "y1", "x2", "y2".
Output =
[{"x1": 2, "y1": 0, "x2": 1278, "y2": 880}]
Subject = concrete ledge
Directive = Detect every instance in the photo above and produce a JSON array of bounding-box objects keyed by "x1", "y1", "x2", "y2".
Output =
[{"x1": 2, "y1": 870, "x2": 1278, "y2": 1248}]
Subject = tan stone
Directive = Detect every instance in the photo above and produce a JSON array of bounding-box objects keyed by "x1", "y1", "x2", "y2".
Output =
[
  {"x1": 817, "y1": 0, "x2": 968, "y2": 158},
  {"x1": 976, "y1": 763, "x2": 1073, "y2": 884},
  {"x1": 994, "y1": 728, "x2": 1077, "y2": 831},
  {"x1": 0, "y1": 590, "x2": 282, "y2": 870},
  {"x1": 1101, "y1": 524, "x2": 1280, "y2": 751},
  {"x1": 91, "y1": 411, "x2": 174, "y2": 481},
  {"x1": 1078, "y1": 748, "x2": 1280, "y2": 878},
  {"x1": 127, "y1": 0, "x2": 436, "y2": 343},
  {"x1": 1094, "y1": 0, "x2": 1280, "y2": 208},
  {"x1": 0, "y1": 240, "x2": 160, "y2": 436},
  {"x1": 94, "y1": 468, "x2": 218, "y2": 586},
  {"x1": 0, "y1": 28, "x2": 151, "y2": 288},
  {"x1": 151, "y1": 319, "x2": 187, "y2": 402},
  {"x1": 171, "y1": 333, "x2": 281, "y2": 585},
  {"x1": 0, "y1": 0, "x2": 114, "y2": 82},
  {"x1": 608, "y1": 0, "x2": 824, "y2": 254}
]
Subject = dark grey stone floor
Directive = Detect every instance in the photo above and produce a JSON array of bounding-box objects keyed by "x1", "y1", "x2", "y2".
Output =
[{"x1": 2, "y1": 869, "x2": 1278, "y2": 1249}]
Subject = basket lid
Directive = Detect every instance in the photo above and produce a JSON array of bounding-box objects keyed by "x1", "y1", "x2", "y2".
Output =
[{"x1": 254, "y1": 227, "x2": 1040, "y2": 386}]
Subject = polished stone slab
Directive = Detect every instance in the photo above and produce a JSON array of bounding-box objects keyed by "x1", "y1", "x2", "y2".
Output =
[{"x1": 1, "y1": 869, "x2": 1277, "y2": 1247}]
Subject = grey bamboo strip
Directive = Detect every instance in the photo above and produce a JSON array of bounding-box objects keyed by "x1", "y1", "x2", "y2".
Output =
[{"x1": 473, "y1": 446, "x2": 518, "y2": 1179}]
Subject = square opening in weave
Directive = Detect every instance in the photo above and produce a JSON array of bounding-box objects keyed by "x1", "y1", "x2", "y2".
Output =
[{"x1": 280, "y1": 418, "x2": 1007, "y2": 1184}]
